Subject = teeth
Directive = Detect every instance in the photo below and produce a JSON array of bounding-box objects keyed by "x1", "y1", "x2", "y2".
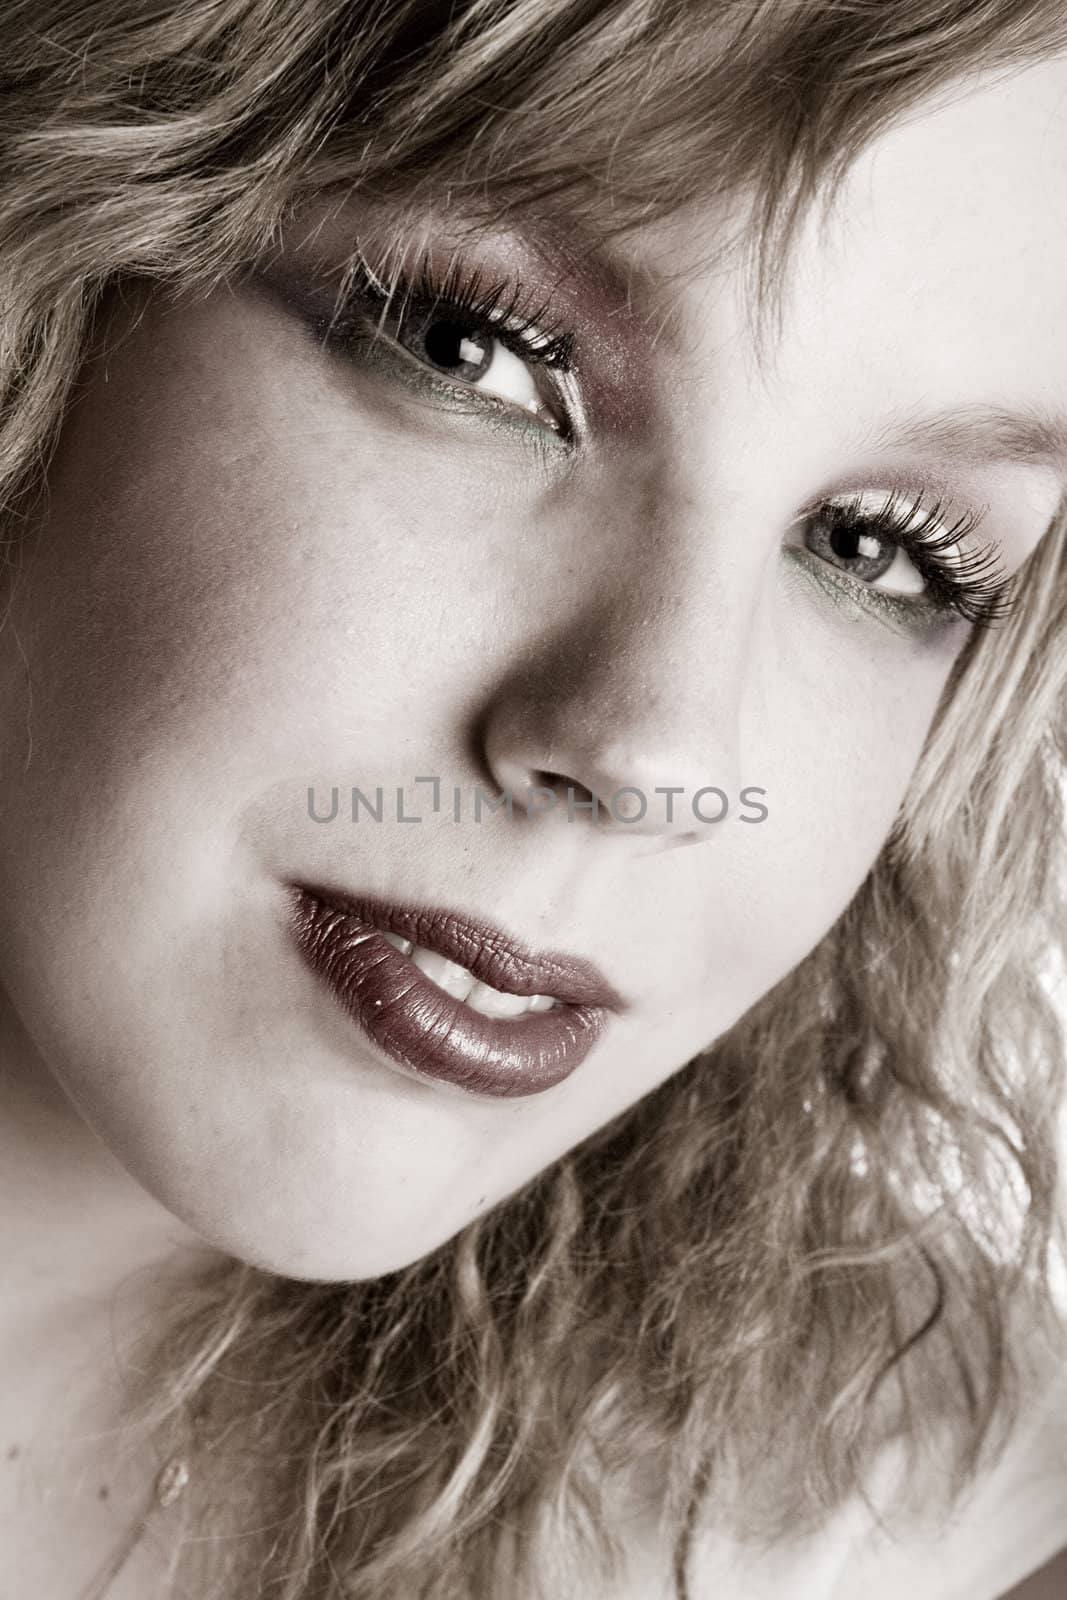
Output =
[
  {"x1": 377, "y1": 928, "x2": 560, "y2": 1015},
  {"x1": 465, "y1": 980, "x2": 531, "y2": 1019},
  {"x1": 410, "y1": 947, "x2": 476, "y2": 1002}
]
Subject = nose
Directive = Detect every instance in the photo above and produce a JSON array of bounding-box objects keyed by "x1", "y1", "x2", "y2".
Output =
[{"x1": 480, "y1": 564, "x2": 749, "y2": 845}]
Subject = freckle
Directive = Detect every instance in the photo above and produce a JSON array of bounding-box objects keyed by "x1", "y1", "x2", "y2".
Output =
[
  {"x1": 5, "y1": 1445, "x2": 18, "y2": 1461},
  {"x1": 98, "y1": 1484, "x2": 110, "y2": 1501}
]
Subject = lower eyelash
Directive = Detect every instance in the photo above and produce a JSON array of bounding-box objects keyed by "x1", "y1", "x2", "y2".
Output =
[{"x1": 823, "y1": 489, "x2": 1019, "y2": 627}]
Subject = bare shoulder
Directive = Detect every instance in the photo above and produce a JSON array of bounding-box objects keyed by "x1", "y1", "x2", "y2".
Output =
[
  {"x1": 667, "y1": 1307, "x2": 1067, "y2": 1600},
  {"x1": 582, "y1": 1308, "x2": 1067, "y2": 1600},
  {"x1": 829, "y1": 1334, "x2": 1067, "y2": 1600}
]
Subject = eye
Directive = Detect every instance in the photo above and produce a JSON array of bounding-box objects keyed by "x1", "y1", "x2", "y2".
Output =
[
  {"x1": 802, "y1": 491, "x2": 931, "y2": 597},
  {"x1": 794, "y1": 488, "x2": 1015, "y2": 628},
  {"x1": 297, "y1": 252, "x2": 577, "y2": 441},
  {"x1": 390, "y1": 305, "x2": 557, "y2": 424}
]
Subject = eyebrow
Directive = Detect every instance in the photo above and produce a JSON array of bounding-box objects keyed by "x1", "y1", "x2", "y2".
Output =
[
  {"x1": 554, "y1": 227, "x2": 1067, "y2": 471},
  {"x1": 864, "y1": 401, "x2": 1067, "y2": 472}
]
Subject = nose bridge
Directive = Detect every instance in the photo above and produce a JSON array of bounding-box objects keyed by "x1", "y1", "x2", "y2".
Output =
[
  {"x1": 480, "y1": 507, "x2": 752, "y2": 838},
  {"x1": 579, "y1": 572, "x2": 744, "y2": 771}
]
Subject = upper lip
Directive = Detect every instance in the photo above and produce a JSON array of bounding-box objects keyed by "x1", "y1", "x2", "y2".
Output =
[{"x1": 288, "y1": 884, "x2": 626, "y2": 1012}]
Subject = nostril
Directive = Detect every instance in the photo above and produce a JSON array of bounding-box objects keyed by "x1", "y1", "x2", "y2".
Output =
[
  {"x1": 533, "y1": 773, "x2": 599, "y2": 809},
  {"x1": 531, "y1": 771, "x2": 588, "y2": 798}
]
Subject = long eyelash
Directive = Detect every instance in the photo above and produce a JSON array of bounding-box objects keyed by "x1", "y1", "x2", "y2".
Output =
[
  {"x1": 329, "y1": 247, "x2": 576, "y2": 373},
  {"x1": 826, "y1": 488, "x2": 1019, "y2": 627}
]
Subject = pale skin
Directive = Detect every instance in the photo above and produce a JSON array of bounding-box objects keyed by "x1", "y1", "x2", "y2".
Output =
[{"x1": 2, "y1": 54, "x2": 1067, "y2": 1600}]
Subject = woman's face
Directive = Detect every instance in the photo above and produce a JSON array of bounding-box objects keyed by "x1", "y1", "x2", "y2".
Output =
[{"x1": 0, "y1": 60, "x2": 1064, "y2": 1279}]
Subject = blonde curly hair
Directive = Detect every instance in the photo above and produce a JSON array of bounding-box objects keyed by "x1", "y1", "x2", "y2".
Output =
[{"x1": 3, "y1": 2, "x2": 1067, "y2": 1594}]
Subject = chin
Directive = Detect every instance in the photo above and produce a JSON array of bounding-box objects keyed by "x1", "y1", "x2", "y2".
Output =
[
  {"x1": 213, "y1": 1222, "x2": 450, "y2": 1284},
  {"x1": 121, "y1": 1139, "x2": 475, "y2": 1284}
]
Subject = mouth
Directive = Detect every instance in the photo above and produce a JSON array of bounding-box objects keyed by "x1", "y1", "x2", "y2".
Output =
[{"x1": 285, "y1": 883, "x2": 624, "y2": 1098}]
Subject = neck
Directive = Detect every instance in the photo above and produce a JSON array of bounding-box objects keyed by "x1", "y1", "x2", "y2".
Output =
[
  {"x1": 0, "y1": 994, "x2": 216, "y2": 1600},
  {"x1": 0, "y1": 992, "x2": 216, "y2": 1388}
]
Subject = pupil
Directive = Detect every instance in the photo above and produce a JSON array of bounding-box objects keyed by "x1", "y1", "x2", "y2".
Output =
[
  {"x1": 424, "y1": 318, "x2": 468, "y2": 370},
  {"x1": 831, "y1": 525, "x2": 862, "y2": 561}
]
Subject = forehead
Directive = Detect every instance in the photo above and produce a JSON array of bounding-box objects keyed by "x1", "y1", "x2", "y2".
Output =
[
  {"x1": 802, "y1": 53, "x2": 1067, "y2": 387},
  {"x1": 808, "y1": 57, "x2": 1065, "y2": 397},
  {"x1": 619, "y1": 54, "x2": 1067, "y2": 493}
]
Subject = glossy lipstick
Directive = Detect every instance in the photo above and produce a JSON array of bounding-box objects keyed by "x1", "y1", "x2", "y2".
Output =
[{"x1": 286, "y1": 884, "x2": 624, "y2": 1098}]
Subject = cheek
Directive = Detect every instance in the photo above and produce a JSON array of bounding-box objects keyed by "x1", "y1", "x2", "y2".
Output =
[
  {"x1": 0, "y1": 296, "x2": 537, "y2": 843},
  {"x1": 696, "y1": 593, "x2": 962, "y2": 1014}
]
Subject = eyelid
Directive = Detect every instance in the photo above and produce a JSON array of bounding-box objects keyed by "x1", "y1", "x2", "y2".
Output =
[
  {"x1": 824, "y1": 486, "x2": 948, "y2": 528},
  {"x1": 820, "y1": 487, "x2": 979, "y2": 572},
  {"x1": 791, "y1": 484, "x2": 987, "y2": 553},
  {"x1": 343, "y1": 250, "x2": 576, "y2": 368}
]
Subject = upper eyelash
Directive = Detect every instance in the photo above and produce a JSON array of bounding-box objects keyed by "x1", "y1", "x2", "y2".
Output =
[
  {"x1": 329, "y1": 251, "x2": 576, "y2": 374},
  {"x1": 815, "y1": 488, "x2": 1019, "y2": 627}
]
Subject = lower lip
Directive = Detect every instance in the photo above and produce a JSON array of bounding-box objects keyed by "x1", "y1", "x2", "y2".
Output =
[{"x1": 286, "y1": 889, "x2": 610, "y2": 1098}]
